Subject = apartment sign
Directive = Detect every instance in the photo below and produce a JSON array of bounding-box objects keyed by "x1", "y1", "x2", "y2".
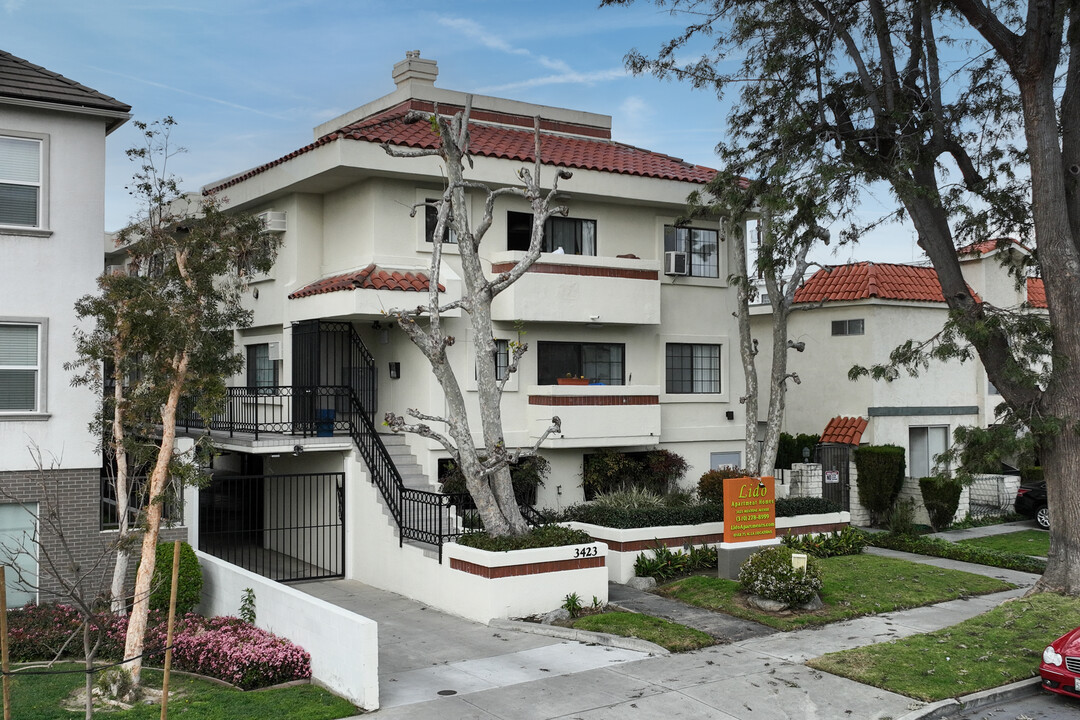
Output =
[{"x1": 723, "y1": 476, "x2": 776, "y2": 542}]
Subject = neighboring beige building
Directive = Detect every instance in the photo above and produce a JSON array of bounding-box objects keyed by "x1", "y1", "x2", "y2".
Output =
[
  {"x1": 0, "y1": 50, "x2": 130, "y2": 607},
  {"x1": 185, "y1": 53, "x2": 749, "y2": 585},
  {"x1": 751, "y1": 240, "x2": 1045, "y2": 482}
]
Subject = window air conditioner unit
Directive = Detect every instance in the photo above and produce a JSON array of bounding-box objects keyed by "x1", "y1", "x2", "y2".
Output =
[
  {"x1": 664, "y1": 251, "x2": 689, "y2": 276},
  {"x1": 257, "y1": 211, "x2": 287, "y2": 233},
  {"x1": 267, "y1": 341, "x2": 282, "y2": 361}
]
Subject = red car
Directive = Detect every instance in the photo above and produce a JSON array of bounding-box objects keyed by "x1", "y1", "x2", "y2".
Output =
[{"x1": 1041, "y1": 628, "x2": 1080, "y2": 696}]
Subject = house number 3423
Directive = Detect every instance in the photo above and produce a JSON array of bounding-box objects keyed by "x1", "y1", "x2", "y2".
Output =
[{"x1": 574, "y1": 546, "x2": 597, "y2": 558}]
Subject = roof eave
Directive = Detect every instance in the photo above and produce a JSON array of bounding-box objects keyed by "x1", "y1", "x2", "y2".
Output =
[{"x1": 0, "y1": 95, "x2": 131, "y2": 134}]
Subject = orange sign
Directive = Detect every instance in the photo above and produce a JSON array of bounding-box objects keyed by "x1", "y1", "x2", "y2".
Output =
[{"x1": 722, "y1": 476, "x2": 776, "y2": 543}]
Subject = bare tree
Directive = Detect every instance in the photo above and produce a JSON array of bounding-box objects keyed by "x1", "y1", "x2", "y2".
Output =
[{"x1": 382, "y1": 99, "x2": 564, "y2": 537}]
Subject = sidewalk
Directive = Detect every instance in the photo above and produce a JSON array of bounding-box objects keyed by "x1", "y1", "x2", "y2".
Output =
[{"x1": 319, "y1": 526, "x2": 1042, "y2": 718}]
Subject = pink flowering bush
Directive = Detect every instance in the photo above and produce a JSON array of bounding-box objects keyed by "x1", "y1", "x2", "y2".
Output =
[{"x1": 6, "y1": 604, "x2": 310, "y2": 690}]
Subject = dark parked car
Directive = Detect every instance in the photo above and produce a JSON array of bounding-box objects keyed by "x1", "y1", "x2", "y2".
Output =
[
  {"x1": 1041, "y1": 627, "x2": 1080, "y2": 697},
  {"x1": 1015, "y1": 481, "x2": 1049, "y2": 528}
]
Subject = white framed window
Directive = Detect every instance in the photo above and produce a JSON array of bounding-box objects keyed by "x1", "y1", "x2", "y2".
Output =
[
  {"x1": 507, "y1": 211, "x2": 596, "y2": 255},
  {"x1": 246, "y1": 343, "x2": 281, "y2": 393},
  {"x1": 425, "y1": 198, "x2": 458, "y2": 244},
  {"x1": 909, "y1": 425, "x2": 949, "y2": 478},
  {"x1": 0, "y1": 502, "x2": 38, "y2": 608},
  {"x1": 831, "y1": 319, "x2": 865, "y2": 336},
  {"x1": 0, "y1": 321, "x2": 44, "y2": 413},
  {"x1": 0, "y1": 134, "x2": 46, "y2": 229}
]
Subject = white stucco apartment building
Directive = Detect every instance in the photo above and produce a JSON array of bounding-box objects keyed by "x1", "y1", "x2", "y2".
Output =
[
  {"x1": 0, "y1": 49, "x2": 130, "y2": 607},
  {"x1": 183, "y1": 53, "x2": 750, "y2": 589}
]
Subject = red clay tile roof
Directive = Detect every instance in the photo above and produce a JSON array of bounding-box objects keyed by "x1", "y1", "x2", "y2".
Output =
[
  {"x1": 794, "y1": 262, "x2": 979, "y2": 304},
  {"x1": 206, "y1": 99, "x2": 717, "y2": 194},
  {"x1": 288, "y1": 264, "x2": 444, "y2": 299},
  {"x1": 1027, "y1": 277, "x2": 1046, "y2": 308},
  {"x1": 957, "y1": 238, "x2": 1032, "y2": 256},
  {"x1": 820, "y1": 416, "x2": 868, "y2": 445}
]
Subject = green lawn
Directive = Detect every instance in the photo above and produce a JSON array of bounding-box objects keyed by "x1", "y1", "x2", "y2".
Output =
[
  {"x1": 5, "y1": 666, "x2": 360, "y2": 720},
  {"x1": 659, "y1": 554, "x2": 1014, "y2": 631},
  {"x1": 808, "y1": 593, "x2": 1080, "y2": 701},
  {"x1": 571, "y1": 611, "x2": 714, "y2": 652},
  {"x1": 959, "y1": 530, "x2": 1050, "y2": 557}
]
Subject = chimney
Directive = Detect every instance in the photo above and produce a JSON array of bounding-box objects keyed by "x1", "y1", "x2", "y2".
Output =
[{"x1": 392, "y1": 50, "x2": 438, "y2": 88}]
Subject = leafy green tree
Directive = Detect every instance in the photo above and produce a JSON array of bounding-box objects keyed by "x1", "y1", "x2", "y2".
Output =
[
  {"x1": 70, "y1": 117, "x2": 280, "y2": 690},
  {"x1": 605, "y1": 0, "x2": 1080, "y2": 595}
]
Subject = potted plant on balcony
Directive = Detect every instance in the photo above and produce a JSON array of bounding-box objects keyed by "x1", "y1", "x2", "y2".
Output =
[{"x1": 557, "y1": 373, "x2": 590, "y2": 386}]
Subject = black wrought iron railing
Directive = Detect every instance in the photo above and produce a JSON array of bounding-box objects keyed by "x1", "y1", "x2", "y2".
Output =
[{"x1": 180, "y1": 383, "x2": 540, "y2": 561}]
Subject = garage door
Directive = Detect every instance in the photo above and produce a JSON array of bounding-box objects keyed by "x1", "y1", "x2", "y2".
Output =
[{"x1": 0, "y1": 502, "x2": 38, "y2": 608}]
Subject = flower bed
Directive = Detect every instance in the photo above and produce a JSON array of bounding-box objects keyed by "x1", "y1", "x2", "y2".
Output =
[
  {"x1": 565, "y1": 510, "x2": 851, "y2": 583},
  {"x1": 5, "y1": 604, "x2": 310, "y2": 690}
]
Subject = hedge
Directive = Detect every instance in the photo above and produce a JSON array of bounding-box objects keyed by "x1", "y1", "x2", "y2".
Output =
[
  {"x1": 553, "y1": 496, "x2": 841, "y2": 530},
  {"x1": 853, "y1": 445, "x2": 906, "y2": 525},
  {"x1": 863, "y1": 531, "x2": 1046, "y2": 574}
]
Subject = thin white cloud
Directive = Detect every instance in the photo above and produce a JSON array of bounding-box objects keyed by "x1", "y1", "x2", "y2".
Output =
[
  {"x1": 3, "y1": 0, "x2": 25, "y2": 13},
  {"x1": 86, "y1": 66, "x2": 288, "y2": 120},
  {"x1": 438, "y1": 15, "x2": 625, "y2": 90}
]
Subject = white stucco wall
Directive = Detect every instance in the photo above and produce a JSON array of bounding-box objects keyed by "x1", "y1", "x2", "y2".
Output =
[{"x1": 0, "y1": 105, "x2": 113, "y2": 472}]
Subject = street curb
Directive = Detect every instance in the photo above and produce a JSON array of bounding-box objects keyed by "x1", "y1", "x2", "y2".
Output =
[
  {"x1": 895, "y1": 677, "x2": 1043, "y2": 720},
  {"x1": 488, "y1": 618, "x2": 671, "y2": 656}
]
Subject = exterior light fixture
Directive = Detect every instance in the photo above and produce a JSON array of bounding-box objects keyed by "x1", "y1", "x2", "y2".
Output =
[
  {"x1": 389, "y1": 362, "x2": 401, "y2": 379},
  {"x1": 802, "y1": 446, "x2": 811, "y2": 462}
]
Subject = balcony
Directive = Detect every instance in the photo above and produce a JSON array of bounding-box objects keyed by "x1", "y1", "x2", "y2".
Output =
[
  {"x1": 489, "y1": 252, "x2": 660, "y2": 324},
  {"x1": 526, "y1": 384, "x2": 662, "y2": 448}
]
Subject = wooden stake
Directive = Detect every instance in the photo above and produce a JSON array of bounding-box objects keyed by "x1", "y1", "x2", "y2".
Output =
[
  {"x1": 1, "y1": 566, "x2": 11, "y2": 720},
  {"x1": 160, "y1": 542, "x2": 181, "y2": 720}
]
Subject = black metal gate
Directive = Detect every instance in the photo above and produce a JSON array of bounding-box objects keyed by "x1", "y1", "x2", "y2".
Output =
[
  {"x1": 199, "y1": 472, "x2": 345, "y2": 582},
  {"x1": 814, "y1": 444, "x2": 851, "y2": 511}
]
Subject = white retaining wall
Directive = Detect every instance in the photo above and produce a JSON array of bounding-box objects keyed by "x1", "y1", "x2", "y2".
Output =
[{"x1": 196, "y1": 552, "x2": 379, "y2": 710}]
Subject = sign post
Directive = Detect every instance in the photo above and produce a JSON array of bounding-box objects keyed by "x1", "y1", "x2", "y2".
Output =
[{"x1": 717, "y1": 476, "x2": 781, "y2": 579}]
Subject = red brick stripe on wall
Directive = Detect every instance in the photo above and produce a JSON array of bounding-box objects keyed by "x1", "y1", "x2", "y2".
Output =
[
  {"x1": 529, "y1": 395, "x2": 659, "y2": 406},
  {"x1": 450, "y1": 556, "x2": 604, "y2": 579},
  {"x1": 490, "y1": 262, "x2": 658, "y2": 281},
  {"x1": 596, "y1": 522, "x2": 848, "y2": 552}
]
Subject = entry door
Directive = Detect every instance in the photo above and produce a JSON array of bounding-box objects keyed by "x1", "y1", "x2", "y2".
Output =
[{"x1": 0, "y1": 503, "x2": 38, "y2": 608}]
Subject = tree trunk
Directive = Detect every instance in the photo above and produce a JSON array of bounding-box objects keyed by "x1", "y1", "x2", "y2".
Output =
[
  {"x1": 121, "y1": 355, "x2": 186, "y2": 687},
  {"x1": 110, "y1": 373, "x2": 131, "y2": 615},
  {"x1": 731, "y1": 220, "x2": 761, "y2": 475}
]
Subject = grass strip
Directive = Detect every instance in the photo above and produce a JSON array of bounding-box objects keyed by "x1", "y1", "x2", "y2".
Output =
[
  {"x1": 865, "y1": 531, "x2": 1046, "y2": 573},
  {"x1": 808, "y1": 592, "x2": 1080, "y2": 702},
  {"x1": 659, "y1": 554, "x2": 1013, "y2": 631},
  {"x1": 571, "y1": 612, "x2": 714, "y2": 652},
  {"x1": 6, "y1": 665, "x2": 359, "y2": 720},
  {"x1": 958, "y1": 530, "x2": 1049, "y2": 558}
]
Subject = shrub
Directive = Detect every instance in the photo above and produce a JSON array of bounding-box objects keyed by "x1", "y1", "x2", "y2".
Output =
[
  {"x1": 853, "y1": 445, "x2": 907, "y2": 525},
  {"x1": 776, "y1": 433, "x2": 821, "y2": 469},
  {"x1": 582, "y1": 448, "x2": 689, "y2": 499},
  {"x1": 697, "y1": 467, "x2": 746, "y2": 505},
  {"x1": 781, "y1": 526, "x2": 865, "y2": 557},
  {"x1": 775, "y1": 496, "x2": 841, "y2": 516},
  {"x1": 886, "y1": 497, "x2": 919, "y2": 536},
  {"x1": 553, "y1": 496, "x2": 839, "y2": 530},
  {"x1": 738, "y1": 546, "x2": 823, "y2": 606},
  {"x1": 593, "y1": 487, "x2": 664, "y2": 509},
  {"x1": 634, "y1": 542, "x2": 717, "y2": 581},
  {"x1": 1020, "y1": 466, "x2": 1044, "y2": 485},
  {"x1": 455, "y1": 524, "x2": 593, "y2": 551},
  {"x1": 144, "y1": 541, "x2": 203, "y2": 614},
  {"x1": 440, "y1": 455, "x2": 549, "y2": 506},
  {"x1": 863, "y1": 532, "x2": 1046, "y2": 574},
  {"x1": 167, "y1": 615, "x2": 311, "y2": 689},
  {"x1": 919, "y1": 475, "x2": 963, "y2": 531}
]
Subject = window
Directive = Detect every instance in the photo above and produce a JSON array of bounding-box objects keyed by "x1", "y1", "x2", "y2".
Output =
[
  {"x1": 0, "y1": 136, "x2": 42, "y2": 228},
  {"x1": 537, "y1": 341, "x2": 624, "y2": 385},
  {"x1": 425, "y1": 199, "x2": 458, "y2": 244},
  {"x1": 507, "y1": 211, "x2": 596, "y2": 255},
  {"x1": 0, "y1": 502, "x2": 37, "y2": 608},
  {"x1": 666, "y1": 343, "x2": 721, "y2": 393},
  {"x1": 664, "y1": 225, "x2": 719, "y2": 278},
  {"x1": 831, "y1": 319, "x2": 865, "y2": 336},
  {"x1": 246, "y1": 343, "x2": 280, "y2": 391},
  {"x1": 100, "y1": 473, "x2": 179, "y2": 530},
  {"x1": 0, "y1": 323, "x2": 41, "y2": 412},
  {"x1": 909, "y1": 425, "x2": 949, "y2": 478},
  {"x1": 476, "y1": 339, "x2": 511, "y2": 381}
]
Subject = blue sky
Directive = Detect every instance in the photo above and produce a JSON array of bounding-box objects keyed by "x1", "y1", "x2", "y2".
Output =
[{"x1": 4, "y1": 0, "x2": 923, "y2": 264}]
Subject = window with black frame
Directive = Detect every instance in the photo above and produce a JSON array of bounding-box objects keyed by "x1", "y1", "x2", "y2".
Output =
[
  {"x1": 664, "y1": 225, "x2": 719, "y2": 278},
  {"x1": 425, "y1": 198, "x2": 458, "y2": 244},
  {"x1": 246, "y1": 343, "x2": 279, "y2": 393},
  {"x1": 666, "y1": 343, "x2": 721, "y2": 393},
  {"x1": 507, "y1": 211, "x2": 596, "y2": 255},
  {"x1": 537, "y1": 341, "x2": 624, "y2": 385}
]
